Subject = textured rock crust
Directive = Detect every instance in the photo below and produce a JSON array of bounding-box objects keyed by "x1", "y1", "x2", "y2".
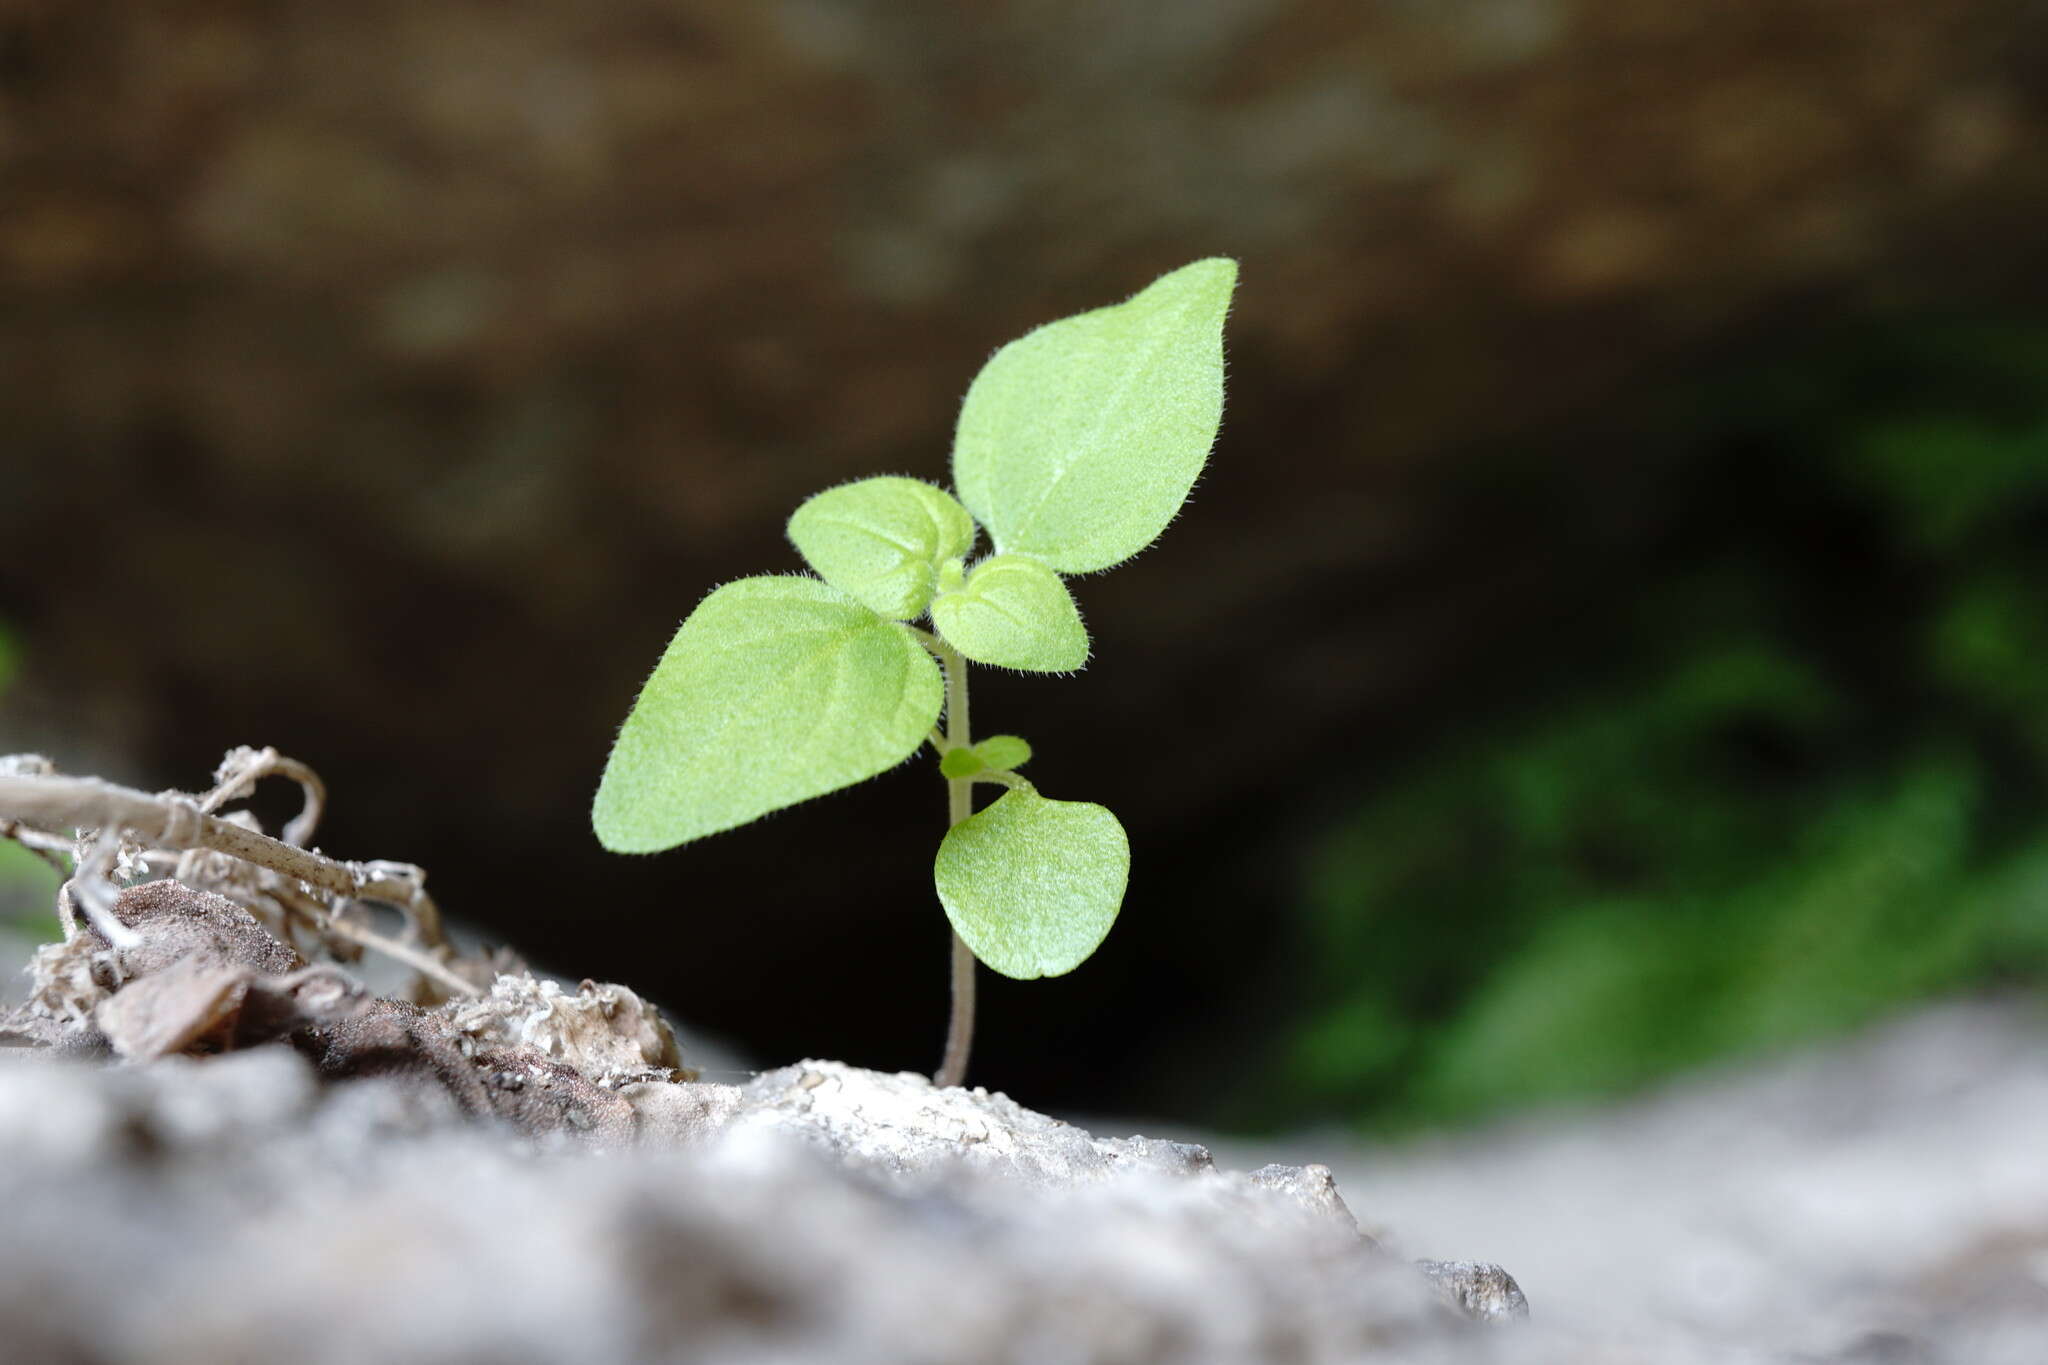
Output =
[
  {"x1": 10, "y1": 887, "x2": 2047, "y2": 1360},
  {"x1": 0, "y1": 1052, "x2": 1534, "y2": 1363},
  {"x1": 0, "y1": 879, "x2": 1527, "y2": 1360},
  {"x1": 1315, "y1": 999, "x2": 2048, "y2": 1363},
  {"x1": 0, "y1": 1044, "x2": 1544, "y2": 1362}
]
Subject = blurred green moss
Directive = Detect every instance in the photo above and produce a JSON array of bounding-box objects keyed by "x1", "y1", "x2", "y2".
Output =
[
  {"x1": 0, "y1": 621, "x2": 63, "y2": 934},
  {"x1": 0, "y1": 839, "x2": 60, "y2": 940},
  {"x1": 1256, "y1": 316, "x2": 2048, "y2": 1133}
]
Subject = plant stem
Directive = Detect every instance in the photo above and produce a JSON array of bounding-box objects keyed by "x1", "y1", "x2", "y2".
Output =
[{"x1": 932, "y1": 637, "x2": 977, "y2": 1088}]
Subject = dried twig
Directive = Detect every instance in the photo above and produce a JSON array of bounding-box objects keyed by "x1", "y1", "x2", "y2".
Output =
[
  {"x1": 65, "y1": 827, "x2": 142, "y2": 952},
  {"x1": 316, "y1": 913, "x2": 476, "y2": 996},
  {"x1": 196, "y1": 745, "x2": 328, "y2": 848},
  {"x1": 0, "y1": 761, "x2": 480, "y2": 997},
  {"x1": 1, "y1": 773, "x2": 429, "y2": 915}
]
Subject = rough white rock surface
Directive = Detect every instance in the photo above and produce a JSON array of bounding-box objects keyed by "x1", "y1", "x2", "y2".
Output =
[
  {"x1": 0, "y1": 1048, "x2": 1516, "y2": 1364},
  {"x1": 10, "y1": 876, "x2": 2046, "y2": 1360},
  {"x1": 0, "y1": 878, "x2": 1526, "y2": 1358},
  {"x1": 1242, "y1": 998, "x2": 2048, "y2": 1364},
  {"x1": 445, "y1": 972, "x2": 685, "y2": 1084}
]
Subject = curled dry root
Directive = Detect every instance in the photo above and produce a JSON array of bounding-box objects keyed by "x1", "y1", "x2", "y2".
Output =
[{"x1": 1, "y1": 747, "x2": 479, "y2": 999}]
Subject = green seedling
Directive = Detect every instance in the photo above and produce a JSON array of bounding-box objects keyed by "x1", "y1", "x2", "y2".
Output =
[{"x1": 593, "y1": 259, "x2": 1236, "y2": 1085}]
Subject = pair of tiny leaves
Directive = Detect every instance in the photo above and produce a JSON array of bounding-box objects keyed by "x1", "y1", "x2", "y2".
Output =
[
  {"x1": 789, "y1": 478, "x2": 1087, "y2": 673},
  {"x1": 589, "y1": 575, "x2": 1126, "y2": 977},
  {"x1": 592, "y1": 258, "x2": 1234, "y2": 976}
]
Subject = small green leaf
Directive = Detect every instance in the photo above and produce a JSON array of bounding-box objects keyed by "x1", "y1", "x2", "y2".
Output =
[
  {"x1": 953, "y1": 258, "x2": 1236, "y2": 574},
  {"x1": 939, "y1": 747, "x2": 984, "y2": 780},
  {"x1": 972, "y1": 735, "x2": 1032, "y2": 772},
  {"x1": 788, "y1": 477, "x2": 977, "y2": 619},
  {"x1": 930, "y1": 555, "x2": 1088, "y2": 672},
  {"x1": 934, "y1": 789, "x2": 1129, "y2": 979},
  {"x1": 593, "y1": 576, "x2": 942, "y2": 852}
]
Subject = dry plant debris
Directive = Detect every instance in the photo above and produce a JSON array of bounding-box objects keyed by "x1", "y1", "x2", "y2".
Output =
[{"x1": 1, "y1": 748, "x2": 693, "y2": 1142}]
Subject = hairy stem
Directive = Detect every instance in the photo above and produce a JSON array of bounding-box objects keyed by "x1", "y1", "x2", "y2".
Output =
[{"x1": 932, "y1": 637, "x2": 977, "y2": 1088}]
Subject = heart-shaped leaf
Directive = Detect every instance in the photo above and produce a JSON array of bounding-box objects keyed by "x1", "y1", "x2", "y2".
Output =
[
  {"x1": 953, "y1": 258, "x2": 1236, "y2": 574},
  {"x1": 930, "y1": 554, "x2": 1088, "y2": 672},
  {"x1": 934, "y1": 789, "x2": 1128, "y2": 979},
  {"x1": 593, "y1": 576, "x2": 942, "y2": 852},
  {"x1": 787, "y1": 477, "x2": 977, "y2": 619}
]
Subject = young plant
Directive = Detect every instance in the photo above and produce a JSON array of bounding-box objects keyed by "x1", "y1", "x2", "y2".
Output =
[{"x1": 593, "y1": 258, "x2": 1236, "y2": 1085}]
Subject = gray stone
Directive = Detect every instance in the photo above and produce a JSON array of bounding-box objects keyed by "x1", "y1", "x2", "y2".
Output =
[
  {"x1": 0, "y1": 1047, "x2": 1512, "y2": 1364},
  {"x1": 0, "y1": 881, "x2": 1526, "y2": 1359},
  {"x1": 1416, "y1": 1259, "x2": 1532, "y2": 1324}
]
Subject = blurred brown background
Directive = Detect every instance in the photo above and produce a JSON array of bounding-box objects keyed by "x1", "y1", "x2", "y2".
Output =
[{"x1": 3, "y1": 1, "x2": 2046, "y2": 1119}]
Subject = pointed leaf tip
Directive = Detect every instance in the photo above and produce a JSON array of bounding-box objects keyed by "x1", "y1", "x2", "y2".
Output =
[
  {"x1": 592, "y1": 576, "x2": 942, "y2": 852},
  {"x1": 953, "y1": 258, "x2": 1236, "y2": 574}
]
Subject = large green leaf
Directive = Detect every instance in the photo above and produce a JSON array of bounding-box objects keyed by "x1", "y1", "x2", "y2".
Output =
[
  {"x1": 593, "y1": 576, "x2": 942, "y2": 852},
  {"x1": 930, "y1": 554, "x2": 1088, "y2": 672},
  {"x1": 934, "y1": 789, "x2": 1128, "y2": 979},
  {"x1": 952, "y1": 258, "x2": 1235, "y2": 574},
  {"x1": 787, "y1": 477, "x2": 977, "y2": 619}
]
